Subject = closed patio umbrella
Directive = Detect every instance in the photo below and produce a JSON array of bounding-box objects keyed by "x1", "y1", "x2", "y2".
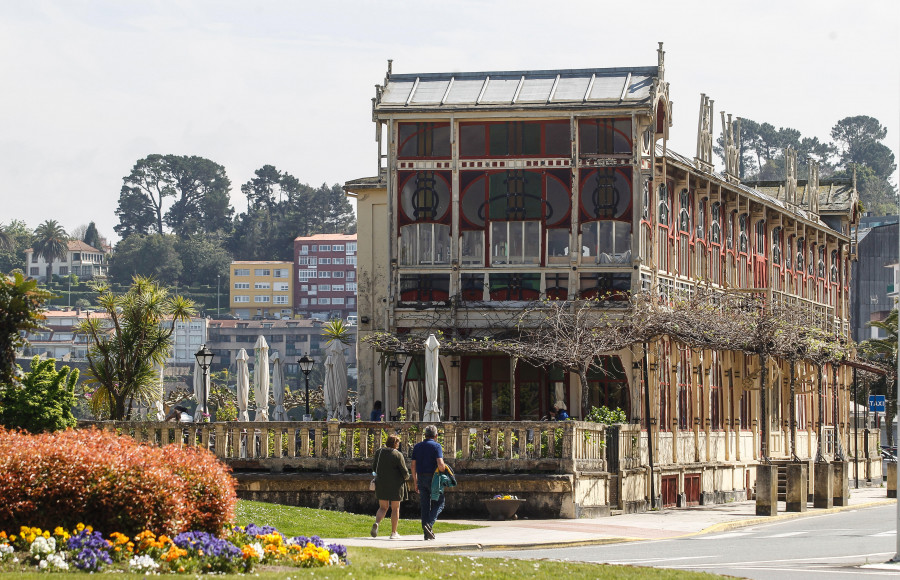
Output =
[
  {"x1": 192, "y1": 360, "x2": 209, "y2": 421},
  {"x1": 236, "y1": 348, "x2": 250, "y2": 421},
  {"x1": 423, "y1": 334, "x2": 441, "y2": 422},
  {"x1": 271, "y1": 350, "x2": 287, "y2": 421},
  {"x1": 324, "y1": 341, "x2": 349, "y2": 420},
  {"x1": 253, "y1": 335, "x2": 270, "y2": 421}
]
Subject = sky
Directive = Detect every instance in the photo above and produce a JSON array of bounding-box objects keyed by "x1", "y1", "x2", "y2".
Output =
[{"x1": 2, "y1": 0, "x2": 898, "y2": 243}]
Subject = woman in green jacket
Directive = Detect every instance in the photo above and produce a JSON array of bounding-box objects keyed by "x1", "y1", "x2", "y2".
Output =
[{"x1": 370, "y1": 435, "x2": 409, "y2": 539}]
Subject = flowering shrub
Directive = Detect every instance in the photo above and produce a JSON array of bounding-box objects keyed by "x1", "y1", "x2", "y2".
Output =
[
  {"x1": 492, "y1": 494, "x2": 520, "y2": 500},
  {"x1": 159, "y1": 445, "x2": 236, "y2": 533},
  {"x1": 0, "y1": 523, "x2": 348, "y2": 574},
  {"x1": 0, "y1": 427, "x2": 236, "y2": 536}
]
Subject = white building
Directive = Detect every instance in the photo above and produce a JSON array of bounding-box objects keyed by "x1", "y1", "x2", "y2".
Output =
[{"x1": 24, "y1": 240, "x2": 108, "y2": 281}]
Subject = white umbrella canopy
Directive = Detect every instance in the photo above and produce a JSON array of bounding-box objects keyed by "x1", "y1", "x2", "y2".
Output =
[
  {"x1": 236, "y1": 349, "x2": 250, "y2": 422},
  {"x1": 423, "y1": 334, "x2": 442, "y2": 422},
  {"x1": 253, "y1": 335, "x2": 270, "y2": 421},
  {"x1": 324, "y1": 341, "x2": 349, "y2": 420},
  {"x1": 192, "y1": 360, "x2": 209, "y2": 421},
  {"x1": 271, "y1": 350, "x2": 287, "y2": 421},
  {"x1": 153, "y1": 362, "x2": 166, "y2": 421}
]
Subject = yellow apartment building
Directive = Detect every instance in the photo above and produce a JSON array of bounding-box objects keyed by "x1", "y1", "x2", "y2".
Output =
[{"x1": 229, "y1": 261, "x2": 294, "y2": 320}]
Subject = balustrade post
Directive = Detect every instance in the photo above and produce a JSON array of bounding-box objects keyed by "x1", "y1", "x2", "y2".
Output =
[
  {"x1": 444, "y1": 426, "x2": 457, "y2": 460},
  {"x1": 214, "y1": 424, "x2": 225, "y2": 457},
  {"x1": 313, "y1": 424, "x2": 323, "y2": 458},
  {"x1": 327, "y1": 422, "x2": 340, "y2": 457},
  {"x1": 461, "y1": 427, "x2": 472, "y2": 459},
  {"x1": 475, "y1": 427, "x2": 485, "y2": 459},
  {"x1": 287, "y1": 426, "x2": 297, "y2": 458},
  {"x1": 547, "y1": 426, "x2": 556, "y2": 458},
  {"x1": 300, "y1": 427, "x2": 311, "y2": 457},
  {"x1": 504, "y1": 428, "x2": 513, "y2": 460},
  {"x1": 518, "y1": 428, "x2": 529, "y2": 459},
  {"x1": 490, "y1": 427, "x2": 500, "y2": 459}
]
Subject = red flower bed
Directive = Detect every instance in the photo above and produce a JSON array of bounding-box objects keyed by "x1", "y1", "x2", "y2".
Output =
[{"x1": 0, "y1": 428, "x2": 236, "y2": 536}]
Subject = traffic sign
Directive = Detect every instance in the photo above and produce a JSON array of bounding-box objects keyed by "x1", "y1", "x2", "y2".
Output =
[{"x1": 869, "y1": 394, "x2": 886, "y2": 413}]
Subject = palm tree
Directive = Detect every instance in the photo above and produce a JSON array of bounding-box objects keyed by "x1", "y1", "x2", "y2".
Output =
[
  {"x1": 0, "y1": 225, "x2": 13, "y2": 252},
  {"x1": 76, "y1": 276, "x2": 196, "y2": 420},
  {"x1": 32, "y1": 220, "x2": 69, "y2": 282}
]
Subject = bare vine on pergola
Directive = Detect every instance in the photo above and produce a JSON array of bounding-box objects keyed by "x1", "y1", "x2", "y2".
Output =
[{"x1": 362, "y1": 287, "x2": 850, "y2": 421}]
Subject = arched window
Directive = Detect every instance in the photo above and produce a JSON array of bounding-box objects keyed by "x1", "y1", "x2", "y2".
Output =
[
  {"x1": 796, "y1": 238, "x2": 805, "y2": 271},
  {"x1": 830, "y1": 250, "x2": 839, "y2": 283},
  {"x1": 696, "y1": 199, "x2": 706, "y2": 240},
  {"x1": 678, "y1": 189, "x2": 691, "y2": 233},
  {"x1": 710, "y1": 203, "x2": 721, "y2": 243},
  {"x1": 772, "y1": 227, "x2": 782, "y2": 265},
  {"x1": 818, "y1": 247, "x2": 826, "y2": 279},
  {"x1": 641, "y1": 180, "x2": 650, "y2": 220},
  {"x1": 726, "y1": 211, "x2": 734, "y2": 250},
  {"x1": 738, "y1": 214, "x2": 748, "y2": 253},
  {"x1": 785, "y1": 235, "x2": 793, "y2": 270},
  {"x1": 658, "y1": 184, "x2": 670, "y2": 226},
  {"x1": 755, "y1": 220, "x2": 766, "y2": 256}
]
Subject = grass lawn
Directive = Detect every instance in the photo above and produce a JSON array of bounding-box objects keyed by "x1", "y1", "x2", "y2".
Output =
[
  {"x1": 234, "y1": 499, "x2": 480, "y2": 538},
  {"x1": 0, "y1": 547, "x2": 726, "y2": 579}
]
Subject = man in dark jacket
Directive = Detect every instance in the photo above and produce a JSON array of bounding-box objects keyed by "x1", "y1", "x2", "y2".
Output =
[{"x1": 411, "y1": 424, "x2": 446, "y2": 540}]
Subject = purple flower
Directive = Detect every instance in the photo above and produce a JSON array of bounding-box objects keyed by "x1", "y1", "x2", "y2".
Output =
[
  {"x1": 240, "y1": 523, "x2": 280, "y2": 537},
  {"x1": 173, "y1": 531, "x2": 242, "y2": 560},
  {"x1": 287, "y1": 535, "x2": 323, "y2": 547},
  {"x1": 327, "y1": 543, "x2": 347, "y2": 559}
]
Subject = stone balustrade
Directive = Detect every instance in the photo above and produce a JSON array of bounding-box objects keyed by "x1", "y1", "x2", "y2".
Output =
[{"x1": 78, "y1": 420, "x2": 608, "y2": 474}]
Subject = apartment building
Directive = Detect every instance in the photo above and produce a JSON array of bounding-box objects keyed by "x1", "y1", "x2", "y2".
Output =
[
  {"x1": 229, "y1": 261, "x2": 294, "y2": 320},
  {"x1": 293, "y1": 234, "x2": 357, "y2": 321}
]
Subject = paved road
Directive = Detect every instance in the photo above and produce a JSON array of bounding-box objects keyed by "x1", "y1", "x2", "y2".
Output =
[{"x1": 478, "y1": 504, "x2": 900, "y2": 579}]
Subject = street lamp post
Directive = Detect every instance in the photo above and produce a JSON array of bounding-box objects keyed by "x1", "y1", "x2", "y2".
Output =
[
  {"x1": 217, "y1": 274, "x2": 221, "y2": 316},
  {"x1": 298, "y1": 354, "x2": 314, "y2": 418},
  {"x1": 194, "y1": 344, "x2": 214, "y2": 420}
]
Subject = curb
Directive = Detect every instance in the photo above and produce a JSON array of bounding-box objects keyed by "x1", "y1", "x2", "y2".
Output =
[
  {"x1": 400, "y1": 497, "x2": 896, "y2": 553},
  {"x1": 693, "y1": 498, "x2": 896, "y2": 536}
]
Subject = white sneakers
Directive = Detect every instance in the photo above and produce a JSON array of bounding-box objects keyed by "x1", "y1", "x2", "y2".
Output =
[{"x1": 389, "y1": 532, "x2": 400, "y2": 540}]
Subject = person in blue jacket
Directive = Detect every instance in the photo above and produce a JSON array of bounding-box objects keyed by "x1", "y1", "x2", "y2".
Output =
[
  {"x1": 411, "y1": 425, "x2": 446, "y2": 540},
  {"x1": 552, "y1": 402, "x2": 569, "y2": 421}
]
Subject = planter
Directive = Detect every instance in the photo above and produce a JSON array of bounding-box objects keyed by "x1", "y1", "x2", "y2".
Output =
[{"x1": 482, "y1": 498, "x2": 525, "y2": 520}]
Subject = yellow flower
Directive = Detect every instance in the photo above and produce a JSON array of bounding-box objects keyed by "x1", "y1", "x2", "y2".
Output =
[{"x1": 76, "y1": 523, "x2": 85, "y2": 532}]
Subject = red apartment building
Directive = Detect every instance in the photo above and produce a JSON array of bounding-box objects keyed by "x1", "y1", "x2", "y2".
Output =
[{"x1": 293, "y1": 234, "x2": 357, "y2": 321}]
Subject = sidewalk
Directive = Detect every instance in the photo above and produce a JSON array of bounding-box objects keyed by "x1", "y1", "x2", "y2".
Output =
[{"x1": 331, "y1": 485, "x2": 895, "y2": 552}]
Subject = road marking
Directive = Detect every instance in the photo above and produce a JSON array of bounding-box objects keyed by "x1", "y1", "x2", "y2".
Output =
[
  {"x1": 869, "y1": 530, "x2": 896, "y2": 537},
  {"x1": 663, "y1": 551, "x2": 895, "y2": 569},
  {"x1": 708, "y1": 565, "x2": 900, "y2": 576},
  {"x1": 762, "y1": 531, "x2": 807, "y2": 538},
  {"x1": 603, "y1": 555, "x2": 715, "y2": 565},
  {"x1": 692, "y1": 531, "x2": 753, "y2": 540}
]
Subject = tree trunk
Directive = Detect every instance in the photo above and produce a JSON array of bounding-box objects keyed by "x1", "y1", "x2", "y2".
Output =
[
  {"x1": 759, "y1": 352, "x2": 768, "y2": 460},
  {"x1": 816, "y1": 363, "x2": 825, "y2": 462},
  {"x1": 789, "y1": 359, "x2": 796, "y2": 460},
  {"x1": 579, "y1": 367, "x2": 590, "y2": 419}
]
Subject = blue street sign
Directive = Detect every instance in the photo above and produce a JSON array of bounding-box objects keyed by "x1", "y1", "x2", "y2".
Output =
[{"x1": 869, "y1": 395, "x2": 886, "y2": 413}]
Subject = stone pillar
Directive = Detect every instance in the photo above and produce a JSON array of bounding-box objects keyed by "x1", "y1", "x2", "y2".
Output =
[
  {"x1": 814, "y1": 462, "x2": 834, "y2": 509},
  {"x1": 785, "y1": 462, "x2": 808, "y2": 512},
  {"x1": 887, "y1": 461, "x2": 897, "y2": 499},
  {"x1": 755, "y1": 464, "x2": 778, "y2": 516},
  {"x1": 832, "y1": 461, "x2": 850, "y2": 506}
]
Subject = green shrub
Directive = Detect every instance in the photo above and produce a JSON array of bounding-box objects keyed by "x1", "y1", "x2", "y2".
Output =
[
  {"x1": 0, "y1": 357, "x2": 78, "y2": 433},
  {"x1": 585, "y1": 405, "x2": 627, "y2": 425},
  {"x1": 0, "y1": 427, "x2": 236, "y2": 536}
]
